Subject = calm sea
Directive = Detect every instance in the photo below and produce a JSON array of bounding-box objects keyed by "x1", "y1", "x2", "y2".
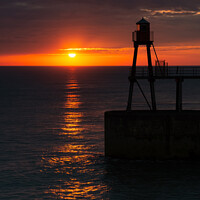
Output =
[{"x1": 1, "y1": 66, "x2": 200, "y2": 199}]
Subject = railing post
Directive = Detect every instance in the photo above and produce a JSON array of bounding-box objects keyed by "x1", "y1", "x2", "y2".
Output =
[
  {"x1": 176, "y1": 77, "x2": 183, "y2": 111},
  {"x1": 127, "y1": 43, "x2": 138, "y2": 111},
  {"x1": 147, "y1": 43, "x2": 156, "y2": 111}
]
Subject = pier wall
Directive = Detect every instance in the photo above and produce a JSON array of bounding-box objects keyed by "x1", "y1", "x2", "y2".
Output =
[{"x1": 105, "y1": 111, "x2": 200, "y2": 160}]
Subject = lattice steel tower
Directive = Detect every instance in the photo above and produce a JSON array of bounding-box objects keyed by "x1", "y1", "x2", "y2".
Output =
[{"x1": 127, "y1": 18, "x2": 156, "y2": 111}]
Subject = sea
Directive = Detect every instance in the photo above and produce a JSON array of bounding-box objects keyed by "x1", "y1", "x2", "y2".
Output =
[{"x1": 1, "y1": 66, "x2": 200, "y2": 200}]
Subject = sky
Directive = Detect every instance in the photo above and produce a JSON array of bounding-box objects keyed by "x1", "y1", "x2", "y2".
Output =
[{"x1": 0, "y1": 0, "x2": 200, "y2": 66}]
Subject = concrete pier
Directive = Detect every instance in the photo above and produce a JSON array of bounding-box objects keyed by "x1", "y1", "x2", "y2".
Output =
[{"x1": 105, "y1": 111, "x2": 200, "y2": 160}]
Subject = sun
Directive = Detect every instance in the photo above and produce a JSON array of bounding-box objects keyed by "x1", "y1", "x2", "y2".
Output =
[{"x1": 68, "y1": 53, "x2": 76, "y2": 58}]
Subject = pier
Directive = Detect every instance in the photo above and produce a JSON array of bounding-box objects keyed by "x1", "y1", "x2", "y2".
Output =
[{"x1": 105, "y1": 18, "x2": 200, "y2": 160}]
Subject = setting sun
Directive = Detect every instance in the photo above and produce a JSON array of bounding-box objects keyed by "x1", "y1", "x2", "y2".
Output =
[{"x1": 68, "y1": 53, "x2": 76, "y2": 58}]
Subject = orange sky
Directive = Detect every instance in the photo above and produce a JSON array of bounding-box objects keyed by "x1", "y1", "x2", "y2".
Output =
[
  {"x1": 0, "y1": 44, "x2": 199, "y2": 66},
  {"x1": 0, "y1": 1, "x2": 199, "y2": 66}
]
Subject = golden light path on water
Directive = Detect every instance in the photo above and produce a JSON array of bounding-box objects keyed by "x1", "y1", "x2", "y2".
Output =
[
  {"x1": 42, "y1": 68, "x2": 108, "y2": 199},
  {"x1": 62, "y1": 79, "x2": 84, "y2": 137}
]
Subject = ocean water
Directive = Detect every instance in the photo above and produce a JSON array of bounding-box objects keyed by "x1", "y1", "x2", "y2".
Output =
[{"x1": 1, "y1": 66, "x2": 200, "y2": 199}]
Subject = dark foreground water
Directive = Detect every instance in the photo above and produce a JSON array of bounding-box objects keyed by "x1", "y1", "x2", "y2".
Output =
[{"x1": 1, "y1": 66, "x2": 200, "y2": 199}]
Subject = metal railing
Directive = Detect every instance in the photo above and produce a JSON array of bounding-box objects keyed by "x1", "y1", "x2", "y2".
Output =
[{"x1": 130, "y1": 66, "x2": 200, "y2": 77}]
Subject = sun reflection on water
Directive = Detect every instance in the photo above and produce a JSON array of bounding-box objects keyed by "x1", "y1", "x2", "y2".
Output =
[
  {"x1": 42, "y1": 69, "x2": 108, "y2": 199},
  {"x1": 62, "y1": 78, "x2": 84, "y2": 137},
  {"x1": 48, "y1": 182, "x2": 107, "y2": 199}
]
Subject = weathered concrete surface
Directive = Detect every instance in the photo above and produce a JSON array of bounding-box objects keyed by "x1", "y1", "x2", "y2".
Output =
[{"x1": 105, "y1": 110, "x2": 200, "y2": 160}]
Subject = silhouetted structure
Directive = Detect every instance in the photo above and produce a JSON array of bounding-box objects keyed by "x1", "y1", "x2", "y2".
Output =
[
  {"x1": 105, "y1": 19, "x2": 200, "y2": 160},
  {"x1": 127, "y1": 18, "x2": 200, "y2": 111},
  {"x1": 155, "y1": 60, "x2": 168, "y2": 67},
  {"x1": 127, "y1": 18, "x2": 156, "y2": 111}
]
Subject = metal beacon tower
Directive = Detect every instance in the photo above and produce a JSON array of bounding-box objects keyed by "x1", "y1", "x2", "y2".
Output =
[{"x1": 127, "y1": 18, "x2": 156, "y2": 111}]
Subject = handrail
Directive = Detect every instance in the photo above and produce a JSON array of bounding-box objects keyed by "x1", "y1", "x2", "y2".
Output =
[{"x1": 130, "y1": 66, "x2": 200, "y2": 77}]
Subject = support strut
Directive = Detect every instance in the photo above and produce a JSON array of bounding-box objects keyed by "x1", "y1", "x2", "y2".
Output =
[
  {"x1": 127, "y1": 44, "x2": 138, "y2": 111},
  {"x1": 176, "y1": 78, "x2": 183, "y2": 111},
  {"x1": 147, "y1": 44, "x2": 157, "y2": 111}
]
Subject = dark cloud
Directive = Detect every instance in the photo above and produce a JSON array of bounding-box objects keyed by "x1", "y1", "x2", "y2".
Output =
[{"x1": 0, "y1": 0, "x2": 199, "y2": 54}]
